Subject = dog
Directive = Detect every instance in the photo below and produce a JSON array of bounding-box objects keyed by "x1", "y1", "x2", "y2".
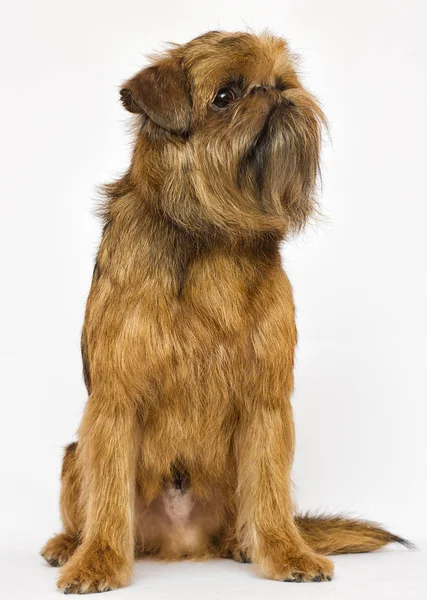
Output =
[{"x1": 41, "y1": 31, "x2": 409, "y2": 593}]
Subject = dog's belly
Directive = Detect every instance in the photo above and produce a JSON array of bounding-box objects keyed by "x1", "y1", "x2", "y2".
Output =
[
  {"x1": 136, "y1": 480, "x2": 226, "y2": 558},
  {"x1": 133, "y1": 336, "x2": 239, "y2": 556}
]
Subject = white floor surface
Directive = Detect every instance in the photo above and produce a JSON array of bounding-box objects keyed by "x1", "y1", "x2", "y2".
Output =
[{"x1": 3, "y1": 537, "x2": 425, "y2": 599}]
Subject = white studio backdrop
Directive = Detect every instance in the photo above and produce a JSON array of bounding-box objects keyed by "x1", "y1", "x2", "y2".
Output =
[{"x1": 1, "y1": 0, "x2": 426, "y2": 568}]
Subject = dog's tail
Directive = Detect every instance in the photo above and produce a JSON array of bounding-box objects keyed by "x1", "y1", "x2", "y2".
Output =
[{"x1": 295, "y1": 513, "x2": 413, "y2": 555}]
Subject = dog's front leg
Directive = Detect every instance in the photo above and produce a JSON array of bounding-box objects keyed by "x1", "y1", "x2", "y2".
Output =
[
  {"x1": 57, "y1": 389, "x2": 137, "y2": 594},
  {"x1": 234, "y1": 404, "x2": 334, "y2": 582}
]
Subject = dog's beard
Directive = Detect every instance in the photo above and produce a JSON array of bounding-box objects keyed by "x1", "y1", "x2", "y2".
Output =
[{"x1": 158, "y1": 88, "x2": 324, "y2": 240}]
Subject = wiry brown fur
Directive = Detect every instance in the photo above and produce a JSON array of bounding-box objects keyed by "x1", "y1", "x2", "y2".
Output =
[{"x1": 41, "y1": 31, "x2": 409, "y2": 594}]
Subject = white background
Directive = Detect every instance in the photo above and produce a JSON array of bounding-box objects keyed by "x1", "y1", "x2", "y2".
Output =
[{"x1": 1, "y1": 1, "x2": 426, "y2": 598}]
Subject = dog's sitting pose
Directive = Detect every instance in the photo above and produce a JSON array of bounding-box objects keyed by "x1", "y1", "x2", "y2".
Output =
[{"x1": 41, "y1": 31, "x2": 408, "y2": 594}]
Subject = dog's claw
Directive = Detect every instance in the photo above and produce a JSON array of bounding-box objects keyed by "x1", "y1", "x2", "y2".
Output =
[
  {"x1": 60, "y1": 584, "x2": 112, "y2": 595},
  {"x1": 284, "y1": 573, "x2": 303, "y2": 582}
]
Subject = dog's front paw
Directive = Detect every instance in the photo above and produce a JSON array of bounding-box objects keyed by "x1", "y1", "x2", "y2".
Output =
[
  {"x1": 259, "y1": 548, "x2": 334, "y2": 582},
  {"x1": 57, "y1": 544, "x2": 131, "y2": 594}
]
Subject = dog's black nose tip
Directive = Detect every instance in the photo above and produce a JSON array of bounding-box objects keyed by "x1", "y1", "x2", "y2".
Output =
[{"x1": 250, "y1": 85, "x2": 273, "y2": 95}]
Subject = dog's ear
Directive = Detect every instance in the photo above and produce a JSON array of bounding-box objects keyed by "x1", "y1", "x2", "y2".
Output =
[{"x1": 120, "y1": 55, "x2": 191, "y2": 134}]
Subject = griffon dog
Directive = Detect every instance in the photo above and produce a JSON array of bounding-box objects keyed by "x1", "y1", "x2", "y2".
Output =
[{"x1": 41, "y1": 31, "x2": 408, "y2": 593}]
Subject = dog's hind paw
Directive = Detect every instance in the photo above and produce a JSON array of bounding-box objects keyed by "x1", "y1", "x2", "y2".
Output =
[{"x1": 41, "y1": 533, "x2": 79, "y2": 567}]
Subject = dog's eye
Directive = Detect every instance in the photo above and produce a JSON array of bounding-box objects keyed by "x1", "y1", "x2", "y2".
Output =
[{"x1": 213, "y1": 88, "x2": 236, "y2": 108}]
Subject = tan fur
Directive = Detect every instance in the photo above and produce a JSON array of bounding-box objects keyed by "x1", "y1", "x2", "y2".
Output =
[{"x1": 41, "y1": 31, "x2": 409, "y2": 594}]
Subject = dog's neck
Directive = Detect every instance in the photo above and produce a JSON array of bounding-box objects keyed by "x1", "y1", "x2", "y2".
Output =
[{"x1": 97, "y1": 173, "x2": 282, "y2": 298}]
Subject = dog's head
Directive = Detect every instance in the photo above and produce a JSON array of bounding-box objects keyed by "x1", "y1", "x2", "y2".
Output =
[{"x1": 120, "y1": 31, "x2": 325, "y2": 240}]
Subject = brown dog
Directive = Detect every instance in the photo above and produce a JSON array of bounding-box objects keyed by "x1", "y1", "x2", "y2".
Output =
[{"x1": 41, "y1": 31, "x2": 408, "y2": 593}]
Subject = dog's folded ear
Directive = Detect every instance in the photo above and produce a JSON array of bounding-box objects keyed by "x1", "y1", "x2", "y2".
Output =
[{"x1": 120, "y1": 55, "x2": 191, "y2": 134}]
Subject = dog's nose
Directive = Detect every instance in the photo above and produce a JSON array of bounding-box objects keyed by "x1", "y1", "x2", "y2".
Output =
[{"x1": 250, "y1": 85, "x2": 274, "y2": 94}]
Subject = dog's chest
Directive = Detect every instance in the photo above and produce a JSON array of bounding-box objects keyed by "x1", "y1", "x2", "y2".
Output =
[{"x1": 117, "y1": 250, "x2": 256, "y2": 379}]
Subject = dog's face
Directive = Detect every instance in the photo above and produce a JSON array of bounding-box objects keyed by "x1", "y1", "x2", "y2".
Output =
[{"x1": 120, "y1": 32, "x2": 325, "y2": 239}]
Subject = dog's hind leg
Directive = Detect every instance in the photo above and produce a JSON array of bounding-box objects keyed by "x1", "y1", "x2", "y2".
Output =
[{"x1": 41, "y1": 442, "x2": 82, "y2": 567}]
